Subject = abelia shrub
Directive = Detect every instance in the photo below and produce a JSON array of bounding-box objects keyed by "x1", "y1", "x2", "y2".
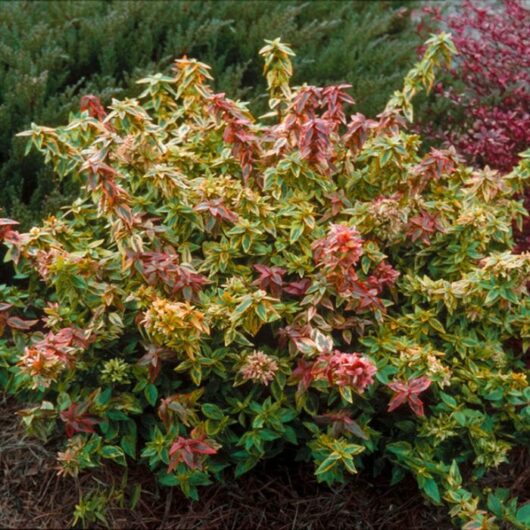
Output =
[{"x1": 1, "y1": 34, "x2": 530, "y2": 528}]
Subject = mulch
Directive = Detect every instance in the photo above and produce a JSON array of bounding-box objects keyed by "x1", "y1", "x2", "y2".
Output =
[{"x1": 1, "y1": 396, "x2": 527, "y2": 530}]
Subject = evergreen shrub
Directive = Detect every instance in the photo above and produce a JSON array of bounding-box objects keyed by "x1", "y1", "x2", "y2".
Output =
[{"x1": 1, "y1": 35, "x2": 529, "y2": 529}]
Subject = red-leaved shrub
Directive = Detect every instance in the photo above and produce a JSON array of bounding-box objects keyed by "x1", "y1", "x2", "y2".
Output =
[{"x1": 418, "y1": 0, "x2": 530, "y2": 251}]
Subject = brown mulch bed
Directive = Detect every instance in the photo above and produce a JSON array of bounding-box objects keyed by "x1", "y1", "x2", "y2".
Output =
[{"x1": 1, "y1": 396, "x2": 527, "y2": 530}]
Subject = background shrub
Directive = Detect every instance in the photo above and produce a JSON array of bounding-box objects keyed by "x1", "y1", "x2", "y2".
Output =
[
  {"x1": 1, "y1": 35, "x2": 529, "y2": 528},
  {"x1": 416, "y1": 0, "x2": 530, "y2": 251},
  {"x1": 0, "y1": 0, "x2": 418, "y2": 227},
  {"x1": 417, "y1": 0, "x2": 529, "y2": 172}
]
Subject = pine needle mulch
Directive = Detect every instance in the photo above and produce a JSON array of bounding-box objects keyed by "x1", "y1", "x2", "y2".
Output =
[{"x1": 1, "y1": 396, "x2": 527, "y2": 529}]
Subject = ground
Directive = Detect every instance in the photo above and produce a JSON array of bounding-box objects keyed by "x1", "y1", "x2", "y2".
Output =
[{"x1": 1, "y1": 396, "x2": 527, "y2": 529}]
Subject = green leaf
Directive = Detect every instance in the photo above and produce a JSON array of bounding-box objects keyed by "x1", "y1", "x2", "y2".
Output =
[
  {"x1": 386, "y1": 441, "x2": 412, "y2": 459},
  {"x1": 483, "y1": 388, "x2": 503, "y2": 401},
  {"x1": 487, "y1": 493, "x2": 504, "y2": 517},
  {"x1": 106, "y1": 410, "x2": 129, "y2": 421},
  {"x1": 289, "y1": 223, "x2": 304, "y2": 243},
  {"x1": 57, "y1": 392, "x2": 72, "y2": 410},
  {"x1": 255, "y1": 302, "x2": 268, "y2": 322},
  {"x1": 242, "y1": 234, "x2": 252, "y2": 253},
  {"x1": 145, "y1": 384, "x2": 158, "y2": 406},
  {"x1": 342, "y1": 456, "x2": 357, "y2": 474},
  {"x1": 484, "y1": 289, "x2": 500, "y2": 306},
  {"x1": 448, "y1": 460, "x2": 462, "y2": 487},
  {"x1": 339, "y1": 385, "x2": 353, "y2": 403},
  {"x1": 390, "y1": 465, "x2": 406, "y2": 486},
  {"x1": 234, "y1": 296, "x2": 253, "y2": 315},
  {"x1": 453, "y1": 410, "x2": 467, "y2": 427},
  {"x1": 120, "y1": 434, "x2": 136, "y2": 458},
  {"x1": 97, "y1": 387, "x2": 112, "y2": 406},
  {"x1": 202, "y1": 403, "x2": 224, "y2": 421},
  {"x1": 283, "y1": 425, "x2": 298, "y2": 444},
  {"x1": 235, "y1": 457, "x2": 258, "y2": 477},
  {"x1": 101, "y1": 445, "x2": 126, "y2": 466},
  {"x1": 429, "y1": 318, "x2": 445, "y2": 333},
  {"x1": 108, "y1": 312, "x2": 123, "y2": 327},
  {"x1": 439, "y1": 392, "x2": 457, "y2": 409},
  {"x1": 375, "y1": 364, "x2": 397, "y2": 385},
  {"x1": 260, "y1": 429, "x2": 280, "y2": 441},
  {"x1": 159, "y1": 473, "x2": 180, "y2": 486},
  {"x1": 380, "y1": 149, "x2": 393, "y2": 167},
  {"x1": 315, "y1": 453, "x2": 341, "y2": 475},
  {"x1": 516, "y1": 503, "x2": 530, "y2": 525},
  {"x1": 421, "y1": 477, "x2": 441, "y2": 504},
  {"x1": 190, "y1": 365, "x2": 202, "y2": 386}
]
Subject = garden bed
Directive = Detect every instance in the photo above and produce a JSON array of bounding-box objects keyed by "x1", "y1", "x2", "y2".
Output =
[{"x1": 1, "y1": 397, "x2": 456, "y2": 529}]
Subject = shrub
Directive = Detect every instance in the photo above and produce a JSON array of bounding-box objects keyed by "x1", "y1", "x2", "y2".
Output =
[
  {"x1": 0, "y1": 0, "x2": 418, "y2": 227},
  {"x1": 1, "y1": 35, "x2": 530, "y2": 528},
  {"x1": 417, "y1": 0, "x2": 529, "y2": 172},
  {"x1": 416, "y1": 0, "x2": 530, "y2": 252}
]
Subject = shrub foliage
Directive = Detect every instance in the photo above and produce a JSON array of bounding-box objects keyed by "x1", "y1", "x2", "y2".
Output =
[{"x1": 1, "y1": 35, "x2": 530, "y2": 528}]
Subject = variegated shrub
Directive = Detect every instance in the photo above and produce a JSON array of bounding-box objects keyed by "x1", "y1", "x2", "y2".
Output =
[{"x1": 1, "y1": 35, "x2": 529, "y2": 528}]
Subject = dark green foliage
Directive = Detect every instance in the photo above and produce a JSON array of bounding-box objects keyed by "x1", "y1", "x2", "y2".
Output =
[{"x1": 0, "y1": 0, "x2": 419, "y2": 226}]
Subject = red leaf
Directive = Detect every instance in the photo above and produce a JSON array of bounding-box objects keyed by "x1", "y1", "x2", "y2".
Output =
[
  {"x1": 387, "y1": 392, "x2": 408, "y2": 413},
  {"x1": 408, "y1": 395, "x2": 425, "y2": 417},
  {"x1": 387, "y1": 376, "x2": 432, "y2": 416},
  {"x1": 192, "y1": 441, "x2": 218, "y2": 455},
  {"x1": 60, "y1": 403, "x2": 98, "y2": 438},
  {"x1": 7, "y1": 316, "x2": 38, "y2": 330},
  {"x1": 409, "y1": 376, "x2": 432, "y2": 394},
  {"x1": 283, "y1": 278, "x2": 311, "y2": 296}
]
